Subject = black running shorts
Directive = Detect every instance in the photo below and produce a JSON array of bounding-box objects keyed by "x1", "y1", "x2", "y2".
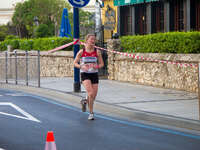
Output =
[{"x1": 81, "y1": 72, "x2": 99, "y2": 84}]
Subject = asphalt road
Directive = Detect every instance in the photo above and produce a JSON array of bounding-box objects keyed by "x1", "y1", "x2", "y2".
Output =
[{"x1": 0, "y1": 88, "x2": 200, "y2": 150}]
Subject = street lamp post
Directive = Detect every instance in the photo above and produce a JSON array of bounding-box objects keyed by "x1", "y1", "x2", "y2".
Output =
[
  {"x1": 34, "y1": 16, "x2": 39, "y2": 26},
  {"x1": 33, "y1": 16, "x2": 39, "y2": 37},
  {"x1": 73, "y1": 7, "x2": 81, "y2": 92}
]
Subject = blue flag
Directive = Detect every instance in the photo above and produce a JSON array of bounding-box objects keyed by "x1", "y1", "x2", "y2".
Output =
[{"x1": 59, "y1": 8, "x2": 72, "y2": 37}]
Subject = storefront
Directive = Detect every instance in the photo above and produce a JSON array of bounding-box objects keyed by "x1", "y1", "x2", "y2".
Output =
[{"x1": 113, "y1": 0, "x2": 200, "y2": 36}]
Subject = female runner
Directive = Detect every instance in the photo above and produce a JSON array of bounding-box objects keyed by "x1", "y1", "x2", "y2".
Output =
[{"x1": 74, "y1": 34, "x2": 104, "y2": 120}]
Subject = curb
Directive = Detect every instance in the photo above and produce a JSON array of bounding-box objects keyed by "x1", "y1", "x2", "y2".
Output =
[{"x1": 1, "y1": 83, "x2": 200, "y2": 134}]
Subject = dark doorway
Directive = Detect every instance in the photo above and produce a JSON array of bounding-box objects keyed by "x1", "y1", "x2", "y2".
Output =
[
  {"x1": 135, "y1": 4, "x2": 147, "y2": 35},
  {"x1": 120, "y1": 6, "x2": 132, "y2": 36},
  {"x1": 170, "y1": 0, "x2": 184, "y2": 31},
  {"x1": 151, "y1": 2, "x2": 164, "y2": 33},
  {"x1": 191, "y1": 0, "x2": 200, "y2": 31}
]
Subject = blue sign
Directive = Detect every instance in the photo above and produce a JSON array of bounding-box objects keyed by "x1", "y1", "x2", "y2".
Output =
[{"x1": 68, "y1": 0, "x2": 90, "y2": 8}]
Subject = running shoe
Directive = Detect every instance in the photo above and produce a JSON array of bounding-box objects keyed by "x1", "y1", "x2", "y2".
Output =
[
  {"x1": 88, "y1": 113, "x2": 94, "y2": 120},
  {"x1": 80, "y1": 98, "x2": 87, "y2": 112}
]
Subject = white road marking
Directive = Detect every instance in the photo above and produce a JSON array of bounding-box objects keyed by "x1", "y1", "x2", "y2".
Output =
[
  {"x1": 0, "y1": 102, "x2": 40, "y2": 123},
  {"x1": 0, "y1": 148, "x2": 6, "y2": 150},
  {"x1": 5, "y1": 93, "x2": 26, "y2": 96},
  {"x1": 0, "y1": 95, "x2": 2, "y2": 96}
]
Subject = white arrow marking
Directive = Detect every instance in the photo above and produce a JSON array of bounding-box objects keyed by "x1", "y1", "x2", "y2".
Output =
[
  {"x1": 73, "y1": 0, "x2": 84, "y2": 5},
  {"x1": 0, "y1": 102, "x2": 40, "y2": 123}
]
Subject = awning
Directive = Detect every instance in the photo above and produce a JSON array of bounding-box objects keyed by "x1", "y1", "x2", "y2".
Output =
[
  {"x1": 114, "y1": 0, "x2": 160, "y2": 6},
  {"x1": 114, "y1": 0, "x2": 144, "y2": 6},
  {"x1": 146, "y1": 0, "x2": 159, "y2": 2}
]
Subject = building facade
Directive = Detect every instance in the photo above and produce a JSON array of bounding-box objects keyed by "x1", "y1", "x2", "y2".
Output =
[
  {"x1": 0, "y1": 0, "x2": 26, "y2": 25},
  {"x1": 0, "y1": 8, "x2": 14, "y2": 25},
  {"x1": 113, "y1": 0, "x2": 200, "y2": 36}
]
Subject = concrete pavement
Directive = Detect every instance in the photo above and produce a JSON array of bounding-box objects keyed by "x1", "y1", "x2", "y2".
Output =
[{"x1": 0, "y1": 77, "x2": 200, "y2": 132}]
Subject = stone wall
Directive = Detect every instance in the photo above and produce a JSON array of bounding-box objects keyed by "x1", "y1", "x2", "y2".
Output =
[
  {"x1": 1, "y1": 41, "x2": 200, "y2": 93},
  {"x1": 107, "y1": 39, "x2": 200, "y2": 93},
  {"x1": 40, "y1": 51, "x2": 74, "y2": 77},
  {"x1": 0, "y1": 50, "x2": 74, "y2": 78}
]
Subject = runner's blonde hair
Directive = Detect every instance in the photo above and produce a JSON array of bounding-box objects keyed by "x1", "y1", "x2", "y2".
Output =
[{"x1": 85, "y1": 34, "x2": 95, "y2": 41}]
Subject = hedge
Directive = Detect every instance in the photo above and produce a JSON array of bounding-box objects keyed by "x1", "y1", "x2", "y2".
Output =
[
  {"x1": 120, "y1": 31, "x2": 200, "y2": 53},
  {"x1": 0, "y1": 37, "x2": 73, "y2": 51},
  {"x1": 1, "y1": 32, "x2": 200, "y2": 54}
]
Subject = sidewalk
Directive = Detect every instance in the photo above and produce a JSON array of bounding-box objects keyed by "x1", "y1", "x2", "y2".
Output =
[
  {"x1": 40, "y1": 77, "x2": 199, "y2": 120},
  {"x1": 1, "y1": 77, "x2": 200, "y2": 131}
]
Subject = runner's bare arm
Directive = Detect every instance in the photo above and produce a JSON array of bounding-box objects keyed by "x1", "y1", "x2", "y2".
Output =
[
  {"x1": 97, "y1": 50, "x2": 104, "y2": 69},
  {"x1": 74, "y1": 49, "x2": 83, "y2": 69}
]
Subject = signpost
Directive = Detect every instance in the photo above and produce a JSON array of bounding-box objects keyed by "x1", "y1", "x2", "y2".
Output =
[
  {"x1": 68, "y1": 0, "x2": 90, "y2": 92},
  {"x1": 68, "y1": 0, "x2": 90, "y2": 8}
]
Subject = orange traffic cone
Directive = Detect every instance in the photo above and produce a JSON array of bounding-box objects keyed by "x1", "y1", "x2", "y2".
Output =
[{"x1": 44, "y1": 131, "x2": 57, "y2": 150}]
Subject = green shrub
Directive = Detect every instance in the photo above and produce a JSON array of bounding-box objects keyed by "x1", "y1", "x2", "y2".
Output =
[
  {"x1": 35, "y1": 24, "x2": 52, "y2": 38},
  {"x1": 0, "y1": 37, "x2": 74, "y2": 51},
  {"x1": 0, "y1": 39, "x2": 20, "y2": 51},
  {"x1": 120, "y1": 31, "x2": 200, "y2": 53},
  {"x1": 8, "y1": 39, "x2": 20, "y2": 49},
  {"x1": 0, "y1": 41, "x2": 7, "y2": 51},
  {"x1": 32, "y1": 37, "x2": 73, "y2": 51},
  {"x1": 0, "y1": 31, "x2": 6, "y2": 41},
  {"x1": 5, "y1": 35, "x2": 18, "y2": 40},
  {"x1": 19, "y1": 39, "x2": 33, "y2": 50}
]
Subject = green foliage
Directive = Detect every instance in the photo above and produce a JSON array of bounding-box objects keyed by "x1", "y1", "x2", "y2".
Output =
[
  {"x1": 0, "y1": 39, "x2": 19, "y2": 51},
  {"x1": 0, "y1": 41, "x2": 7, "y2": 51},
  {"x1": 32, "y1": 37, "x2": 73, "y2": 51},
  {"x1": 1, "y1": 32, "x2": 199, "y2": 54},
  {"x1": 35, "y1": 24, "x2": 51, "y2": 38},
  {"x1": 0, "y1": 37, "x2": 73, "y2": 51},
  {"x1": 8, "y1": 39, "x2": 20, "y2": 49},
  {"x1": 12, "y1": 0, "x2": 71, "y2": 38},
  {"x1": 0, "y1": 25, "x2": 9, "y2": 41},
  {"x1": 19, "y1": 39, "x2": 33, "y2": 50},
  {"x1": 0, "y1": 32, "x2": 6, "y2": 41},
  {"x1": 120, "y1": 32, "x2": 200, "y2": 54},
  {"x1": 11, "y1": 0, "x2": 94, "y2": 38},
  {"x1": 5, "y1": 35, "x2": 18, "y2": 40},
  {"x1": 79, "y1": 9, "x2": 95, "y2": 39}
]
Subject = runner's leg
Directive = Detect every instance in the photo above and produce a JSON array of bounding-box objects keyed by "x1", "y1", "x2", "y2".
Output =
[
  {"x1": 82, "y1": 80, "x2": 95, "y2": 113},
  {"x1": 92, "y1": 84, "x2": 98, "y2": 100}
]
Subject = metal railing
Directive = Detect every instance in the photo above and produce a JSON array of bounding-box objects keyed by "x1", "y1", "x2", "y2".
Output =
[{"x1": 0, "y1": 50, "x2": 40, "y2": 87}]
